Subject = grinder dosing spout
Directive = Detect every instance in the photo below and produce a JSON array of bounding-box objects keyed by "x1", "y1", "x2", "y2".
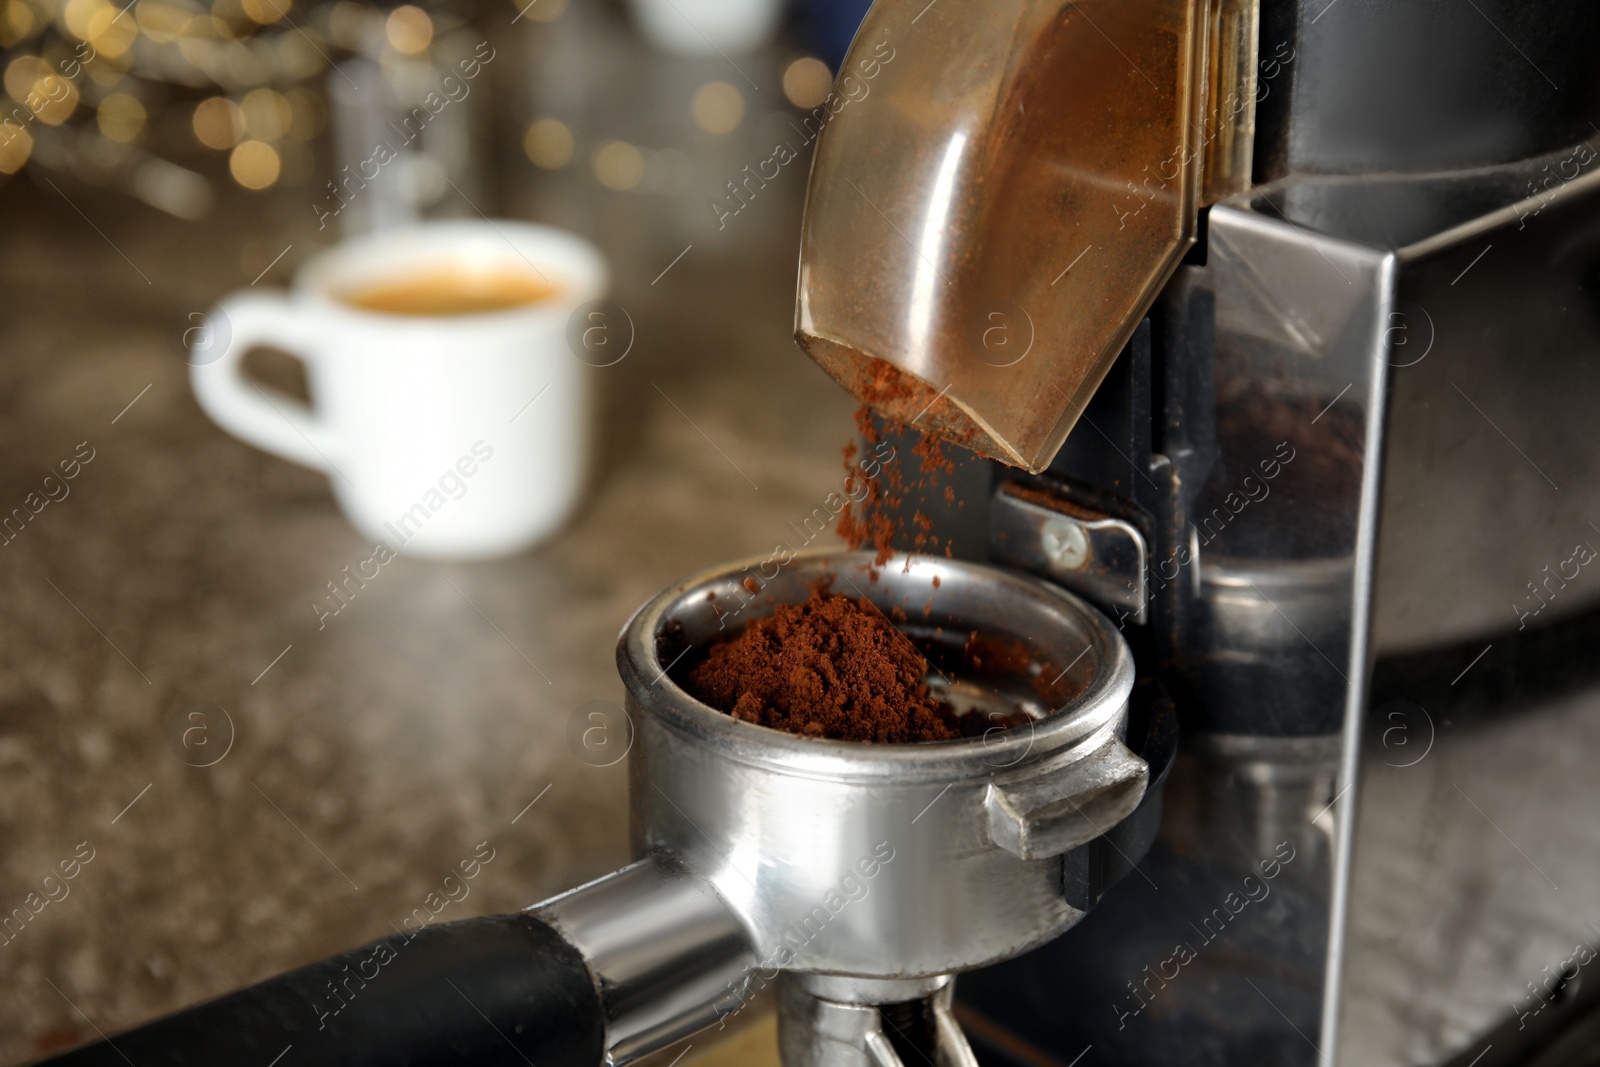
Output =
[{"x1": 796, "y1": 0, "x2": 1252, "y2": 472}]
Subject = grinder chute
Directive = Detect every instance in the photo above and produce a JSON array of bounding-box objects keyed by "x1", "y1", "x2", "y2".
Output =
[{"x1": 795, "y1": 0, "x2": 1256, "y2": 472}]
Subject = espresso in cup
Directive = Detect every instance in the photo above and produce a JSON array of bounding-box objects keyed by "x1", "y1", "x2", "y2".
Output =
[{"x1": 337, "y1": 267, "x2": 563, "y2": 318}]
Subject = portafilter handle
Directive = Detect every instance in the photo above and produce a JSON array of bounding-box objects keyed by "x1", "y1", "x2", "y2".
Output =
[
  {"x1": 35, "y1": 857, "x2": 757, "y2": 1067},
  {"x1": 35, "y1": 913, "x2": 608, "y2": 1067}
]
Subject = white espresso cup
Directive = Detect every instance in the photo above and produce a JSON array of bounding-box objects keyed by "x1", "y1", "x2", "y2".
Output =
[{"x1": 191, "y1": 221, "x2": 607, "y2": 560}]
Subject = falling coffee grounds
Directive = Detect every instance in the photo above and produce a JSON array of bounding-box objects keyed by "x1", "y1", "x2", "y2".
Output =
[
  {"x1": 837, "y1": 404, "x2": 959, "y2": 569},
  {"x1": 686, "y1": 588, "x2": 960, "y2": 743},
  {"x1": 688, "y1": 395, "x2": 981, "y2": 743}
]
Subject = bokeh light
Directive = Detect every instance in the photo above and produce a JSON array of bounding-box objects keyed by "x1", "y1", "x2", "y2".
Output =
[
  {"x1": 62, "y1": 0, "x2": 107, "y2": 39},
  {"x1": 593, "y1": 139, "x2": 644, "y2": 191},
  {"x1": 215, "y1": 9, "x2": 243, "y2": 39},
  {"x1": 385, "y1": 5, "x2": 432, "y2": 55},
  {"x1": 273, "y1": 34, "x2": 316, "y2": 78},
  {"x1": 240, "y1": 0, "x2": 289, "y2": 25},
  {"x1": 229, "y1": 138, "x2": 280, "y2": 189},
  {"x1": 782, "y1": 57, "x2": 832, "y2": 109},
  {"x1": 524, "y1": 117, "x2": 574, "y2": 169},
  {"x1": 136, "y1": 0, "x2": 189, "y2": 44},
  {"x1": 325, "y1": 1, "x2": 368, "y2": 48},
  {"x1": 691, "y1": 81, "x2": 743, "y2": 135},
  {"x1": 86, "y1": 5, "x2": 138, "y2": 58},
  {"x1": 0, "y1": 121, "x2": 32, "y2": 174},
  {"x1": 86, "y1": 50, "x2": 130, "y2": 88},
  {"x1": 96, "y1": 92, "x2": 146, "y2": 142},
  {"x1": 0, "y1": 1, "x2": 38, "y2": 47},
  {"x1": 240, "y1": 87, "x2": 290, "y2": 141},
  {"x1": 226, "y1": 37, "x2": 271, "y2": 83},
  {"x1": 193, "y1": 95, "x2": 244, "y2": 149},
  {"x1": 176, "y1": 15, "x2": 216, "y2": 62},
  {"x1": 4, "y1": 55, "x2": 78, "y2": 126}
]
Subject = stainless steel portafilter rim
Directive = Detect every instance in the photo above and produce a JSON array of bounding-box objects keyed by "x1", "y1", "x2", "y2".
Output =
[{"x1": 615, "y1": 548, "x2": 1136, "y2": 783}]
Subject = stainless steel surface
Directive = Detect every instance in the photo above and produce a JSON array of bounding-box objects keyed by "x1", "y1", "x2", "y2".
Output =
[
  {"x1": 1185, "y1": 151, "x2": 1600, "y2": 1066},
  {"x1": 535, "y1": 856, "x2": 757, "y2": 1065},
  {"x1": 1187, "y1": 733, "x2": 1343, "y2": 855},
  {"x1": 792, "y1": 976, "x2": 950, "y2": 1004},
  {"x1": 990, "y1": 483, "x2": 1150, "y2": 625},
  {"x1": 928, "y1": 990, "x2": 978, "y2": 1067},
  {"x1": 1174, "y1": 184, "x2": 1393, "y2": 1066},
  {"x1": 793, "y1": 0, "x2": 1210, "y2": 472},
  {"x1": 1341, "y1": 685, "x2": 1600, "y2": 1066},
  {"x1": 1200, "y1": 0, "x2": 1261, "y2": 203},
  {"x1": 982, "y1": 736, "x2": 1147, "y2": 861},
  {"x1": 619, "y1": 550, "x2": 1140, "y2": 981},
  {"x1": 777, "y1": 975, "x2": 977, "y2": 1067},
  {"x1": 1199, "y1": 557, "x2": 1352, "y2": 655},
  {"x1": 780, "y1": 986, "x2": 902, "y2": 1067},
  {"x1": 1191, "y1": 555, "x2": 1356, "y2": 736},
  {"x1": 1375, "y1": 160, "x2": 1600, "y2": 651},
  {"x1": 1342, "y1": 157, "x2": 1600, "y2": 1063},
  {"x1": 1008, "y1": 144, "x2": 1600, "y2": 1066}
]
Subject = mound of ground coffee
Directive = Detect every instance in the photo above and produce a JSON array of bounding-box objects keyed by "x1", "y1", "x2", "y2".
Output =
[{"x1": 686, "y1": 589, "x2": 960, "y2": 743}]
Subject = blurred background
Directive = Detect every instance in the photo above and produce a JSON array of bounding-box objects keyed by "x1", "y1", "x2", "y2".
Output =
[{"x1": 0, "y1": 0, "x2": 875, "y2": 1059}]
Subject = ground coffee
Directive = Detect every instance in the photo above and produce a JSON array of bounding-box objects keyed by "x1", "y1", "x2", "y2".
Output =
[
  {"x1": 686, "y1": 588, "x2": 960, "y2": 743},
  {"x1": 689, "y1": 403, "x2": 980, "y2": 744}
]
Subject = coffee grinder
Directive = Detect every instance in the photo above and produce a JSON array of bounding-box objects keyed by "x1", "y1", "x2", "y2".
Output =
[{"x1": 794, "y1": 0, "x2": 1600, "y2": 1064}]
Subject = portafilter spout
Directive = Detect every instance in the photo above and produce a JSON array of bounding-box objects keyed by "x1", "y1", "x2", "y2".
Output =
[{"x1": 795, "y1": 0, "x2": 1257, "y2": 472}]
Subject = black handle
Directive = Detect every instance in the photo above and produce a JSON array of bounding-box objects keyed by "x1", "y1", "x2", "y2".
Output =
[{"x1": 38, "y1": 913, "x2": 605, "y2": 1067}]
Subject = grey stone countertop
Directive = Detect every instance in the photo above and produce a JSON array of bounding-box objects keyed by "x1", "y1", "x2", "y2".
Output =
[{"x1": 0, "y1": 162, "x2": 849, "y2": 1062}]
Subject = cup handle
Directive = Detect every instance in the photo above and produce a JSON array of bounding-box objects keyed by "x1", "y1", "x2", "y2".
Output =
[{"x1": 189, "y1": 292, "x2": 337, "y2": 473}]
